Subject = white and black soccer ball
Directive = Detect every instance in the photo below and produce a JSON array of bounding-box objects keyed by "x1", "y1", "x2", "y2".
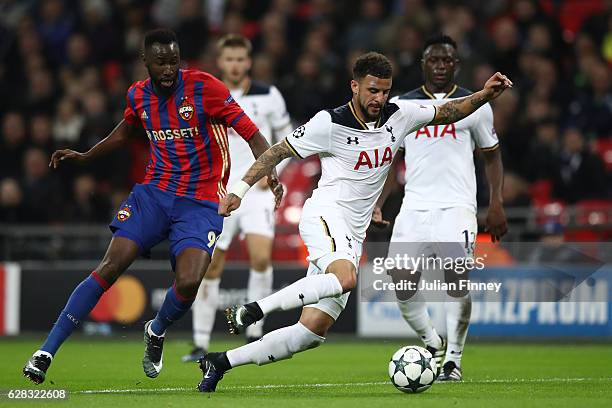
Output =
[{"x1": 388, "y1": 345, "x2": 437, "y2": 393}]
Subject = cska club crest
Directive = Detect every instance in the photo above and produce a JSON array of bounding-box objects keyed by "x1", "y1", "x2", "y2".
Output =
[
  {"x1": 178, "y1": 97, "x2": 195, "y2": 121},
  {"x1": 117, "y1": 206, "x2": 131, "y2": 222}
]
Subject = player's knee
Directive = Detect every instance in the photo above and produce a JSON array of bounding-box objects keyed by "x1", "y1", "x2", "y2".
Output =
[
  {"x1": 250, "y1": 255, "x2": 270, "y2": 272},
  {"x1": 328, "y1": 260, "x2": 357, "y2": 292},
  {"x1": 175, "y1": 275, "x2": 201, "y2": 299},
  {"x1": 390, "y1": 269, "x2": 420, "y2": 301},
  {"x1": 299, "y1": 308, "x2": 335, "y2": 337},
  {"x1": 447, "y1": 288, "x2": 469, "y2": 298},
  {"x1": 337, "y1": 270, "x2": 357, "y2": 292},
  {"x1": 344, "y1": 270, "x2": 357, "y2": 292},
  {"x1": 445, "y1": 269, "x2": 469, "y2": 298},
  {"x1": 95, "y1": 259, "x2": 124, "y2": 285}
]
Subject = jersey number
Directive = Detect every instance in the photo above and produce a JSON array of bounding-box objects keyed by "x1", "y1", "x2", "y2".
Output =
[
  {"x1": 207, "y1": 231, "x2": 218, "y2": 248},
  {"x1": 462, "y1": 229, "x2": 475, "y2": 256}
]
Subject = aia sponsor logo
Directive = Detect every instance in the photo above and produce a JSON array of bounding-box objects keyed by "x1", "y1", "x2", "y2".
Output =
[
  {"x1": 178, "y1": 98, "x2": 195, "y2": 121},
  {"x1": 117, "y1": 206, "x2": 132, "y2": 222},
  {"x1": 354, "y1": 147, "x2": 393, "y2": 170},
  {"x1": 415, "y1": 123, "x2": 456, "y2": 139}
]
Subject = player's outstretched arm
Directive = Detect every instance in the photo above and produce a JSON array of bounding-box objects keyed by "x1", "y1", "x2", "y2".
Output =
[
  {"x1": 429, "y1": 72, "x2": 512, "y2": 126},
  {"x1": 482, "y1": 148, "x2": 507, "y2": 242},
  {"x1": 219, "y1": 140, "x2": 294, "y2": 216},
  {"x1": 242, "y1": 140, "x2": 293, "y2": 187},
  {"x1": 49, "y1": 119, "x2": 136, "y2": 169},
  {"x1": 247, "y1": 131, "x2": 284, "y2": 208}
]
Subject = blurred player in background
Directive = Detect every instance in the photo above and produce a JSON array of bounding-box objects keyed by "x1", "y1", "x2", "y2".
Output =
[
  {"x1": 195, "y1": 52, "x2": 512, "y2": 392},
  {"x1": 183, "y1": 34, "x2": 293, "y2": 362},
  {"x1": 375, "y1": 35, "x2": 508, "y2": 381},
  {"x1": 23, "y1": 29, "x2": 282, "y2": 384}
]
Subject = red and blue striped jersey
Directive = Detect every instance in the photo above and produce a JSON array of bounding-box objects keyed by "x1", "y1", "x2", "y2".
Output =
[{"x1": 123, "y1": 69, "x2": 258, "y2": 202}]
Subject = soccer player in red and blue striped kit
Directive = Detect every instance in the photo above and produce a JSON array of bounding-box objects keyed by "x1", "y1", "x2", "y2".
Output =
[{"x1": 23, "y1": 29, "x2": 283, "y2": 384}]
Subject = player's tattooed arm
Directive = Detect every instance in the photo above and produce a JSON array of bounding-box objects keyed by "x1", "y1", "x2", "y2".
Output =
[
  {"x1": 220, "y1": 141, "x2": 292, "y2": 216},
  {"x1": 247, "y1": 131, "x2": 285, "y2": 207},
  {"x1": 242, "y1": 140, "x2": 293, "y2": 186},
  {"x1": 430, "y1": 92, "x2": 488, "y2": 125},
  {"x1": 429, "y1": 72, "x2": 512, "y2": 126}
]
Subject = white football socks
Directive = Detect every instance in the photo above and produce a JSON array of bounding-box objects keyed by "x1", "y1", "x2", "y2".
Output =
[
  {"x1": 444, "y1": 294, "x2": 472, "y2": 367},
  {"x1": 226, "y1": 322, "x2": 324, "y2": 367},
  {"x1": 257, "y1": 274, "x2": 343, "y2": 315},
  {"x1": 192, "y1": 278, "x2": 220, "y2": 350},
  {"x1": 398, "y1": 293, "x2": 442, "y2": 349},
  {"x1": 245, "y1": 267, "x2": 273, "y2": 339}
]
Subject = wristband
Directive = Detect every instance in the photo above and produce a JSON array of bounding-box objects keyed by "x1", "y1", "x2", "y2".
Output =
[{"x1": 229, "y1": 180, "x2": 251, "y2": 199}]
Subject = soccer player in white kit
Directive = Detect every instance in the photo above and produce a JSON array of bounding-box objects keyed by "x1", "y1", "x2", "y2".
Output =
[
  {"x1": 375, "y1": 35, "x2": 508, "y2": 381},
  {"x1": 183, "y1": 34, "x2": 293, "y2": 362},
  {"x1": 195, "y1": 52, "x2": 512, "y2": 392}
]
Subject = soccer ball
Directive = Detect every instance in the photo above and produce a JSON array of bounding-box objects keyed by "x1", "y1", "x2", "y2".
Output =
[{"x1": 388, "y1": 345, "x2": 437, "y2": 393}]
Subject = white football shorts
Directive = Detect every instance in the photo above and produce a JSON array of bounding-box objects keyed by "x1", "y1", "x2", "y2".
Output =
[
  {"x1": 216, "y1": 187, "x2": 276, "y2": 251},
  {"x1": 388, "y1": 206, "x2": 478, "y2": 263},
  {"x1": 298, "y1": 203, "x2": 362, "y2": 320}
]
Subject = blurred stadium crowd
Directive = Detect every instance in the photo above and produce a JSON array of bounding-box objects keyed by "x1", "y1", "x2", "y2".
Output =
[{"x1": 0, "y1": 0, "x2": 610, "y2": 226}]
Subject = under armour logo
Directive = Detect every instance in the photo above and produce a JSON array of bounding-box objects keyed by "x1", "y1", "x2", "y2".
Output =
[
  {"x1": 292, "y1": 125, "x2": 305, "y2": 138},
  {"x1": 347, "y1": 136, "x2": 359, "y2": 144},
  {"x1": 299, "y1": 293, "x2": 305, "y2": 305},
  {"x1": 268, "y1": 355, "x2": 276, "y2": 362},
  {"x1": 386, "y1": 125, "x2": 395, "y2": 142}
]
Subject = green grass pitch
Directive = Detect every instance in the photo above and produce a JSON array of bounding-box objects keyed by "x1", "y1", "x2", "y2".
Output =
[{"x1": 1, "y1": 337, "x2": 611, "y2": 407}]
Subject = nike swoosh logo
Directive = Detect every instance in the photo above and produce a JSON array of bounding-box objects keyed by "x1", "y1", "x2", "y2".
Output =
[
  {"x1": 235, "y1": 310, "x2": 243, "y2": 326},
  {"x1": 151, "y1": 353, "x2": 163, "y2": 372}
]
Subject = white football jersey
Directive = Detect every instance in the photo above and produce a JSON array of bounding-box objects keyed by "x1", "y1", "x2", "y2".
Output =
[
  {"x1": 227, "y1": 81, "x2": 292, "y2": 185},
  {"x1": 392, "y1": 85, "x2": 499, "y2": 212},
  {"x1": 285, "y1": 100, "x2": 436, "y2": 241}
]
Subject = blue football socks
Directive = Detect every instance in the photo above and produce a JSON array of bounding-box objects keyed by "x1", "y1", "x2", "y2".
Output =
[
  {"x1": 41, "y1": 272, "x2": 109, "y2": 355},
  {"x1": 150, "y1": 283, "x2": 195, "y2": 336}
]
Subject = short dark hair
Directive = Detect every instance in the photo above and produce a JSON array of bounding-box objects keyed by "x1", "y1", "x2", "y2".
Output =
[
  {"x1": 423, "y1": 34, "x2": 458, "y2": 54},
  {"x1": 217, "y1": 34, "x2": 252, "y2": 55},
  {"x1": 144, "y1": 28, "x2": 178, "y2": 49},
  {"x1": 352, "y1": 52, "x2": 392, "y2": 80}
]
